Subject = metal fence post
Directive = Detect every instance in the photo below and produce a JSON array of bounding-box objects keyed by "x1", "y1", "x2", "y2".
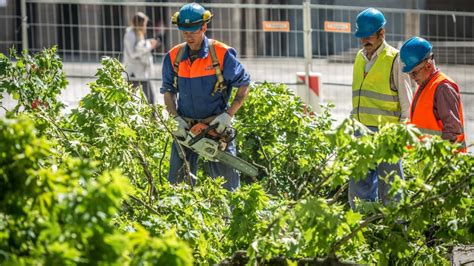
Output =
[
  {"x1": 404, "y1": 11, "x2": 420, "y2": 43},
  {"x1": 21, "y1": 0, "x2": 28, "y2": 52},
  {"x1": 303, "y1": 1, "x2": 315, "y2": 111}
]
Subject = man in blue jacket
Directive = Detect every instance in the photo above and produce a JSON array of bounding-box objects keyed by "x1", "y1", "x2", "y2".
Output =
[{"x1": 160, "y1": 3, "x2": 251, "y2": 191}]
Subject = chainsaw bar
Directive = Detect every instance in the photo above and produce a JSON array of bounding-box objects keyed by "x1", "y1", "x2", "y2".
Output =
[{"x1": 214, "y1": 150, "x2": 258, "y2": 177}]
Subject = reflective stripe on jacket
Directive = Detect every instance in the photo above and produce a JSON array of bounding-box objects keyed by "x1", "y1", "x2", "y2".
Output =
[
  {"x1": 410, "y1": 71, "x2": 466, "y2": 150},
  {"x1": 352, "y1": 44, "x2": 401, "y2": 127}
]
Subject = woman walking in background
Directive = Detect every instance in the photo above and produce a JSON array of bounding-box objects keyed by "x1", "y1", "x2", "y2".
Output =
[{"x1": 123, "y1": 12, "x2": 159, "y2": 104}]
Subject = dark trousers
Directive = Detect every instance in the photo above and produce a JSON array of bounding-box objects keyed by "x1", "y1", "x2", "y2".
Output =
[{"x1": 348, "y1": 126, "x2": 404, "y2": 209}]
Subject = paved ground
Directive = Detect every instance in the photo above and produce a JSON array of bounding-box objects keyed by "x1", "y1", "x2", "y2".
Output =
[{"x1": 2, "y1": 58, "x2": 473, "y2": 152}]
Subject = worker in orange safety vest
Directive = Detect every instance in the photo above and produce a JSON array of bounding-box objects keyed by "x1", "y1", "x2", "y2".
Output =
[{"x1": 400, "y1": 37, "x2": 466, "y2": 152}]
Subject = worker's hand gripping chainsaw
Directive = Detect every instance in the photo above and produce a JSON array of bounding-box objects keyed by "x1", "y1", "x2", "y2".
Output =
[{"x1": 176, "y1": 122, "x2": 258, "y2": 177}]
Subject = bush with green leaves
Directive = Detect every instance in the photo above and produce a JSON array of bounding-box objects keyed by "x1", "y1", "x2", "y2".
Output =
[
  {"x1": 0, "y1": 116, "x2": 193, "y2": 265},
  {"x1": 1, "y1": 47, "x2": 472, "y2": 265},
  {"x1": 0, "y1": 48, "x2": 67, "y2": 116},
  {"x1": 64, "y1": 58, "x2": 171, "y2": 201},
  {"x1": 246, "y1": 120, "x2": 473, "y2": 264},
  {"x1": 234, "y1": 82, "x2": 334, "y2": 199}
]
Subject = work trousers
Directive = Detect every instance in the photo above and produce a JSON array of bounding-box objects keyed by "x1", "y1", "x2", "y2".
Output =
[{"x1": 348, "y1": 126, "x2": 404, "y2": 209}]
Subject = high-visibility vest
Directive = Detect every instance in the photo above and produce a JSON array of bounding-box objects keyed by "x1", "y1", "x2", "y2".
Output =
[
  {"x1": 171, "y1": 39, "x2": 225, "y2": 96},
  {"x1": 352, "y1": 45, "x2": 401, "y2": 127},
  {"x1": 410, "y1": 71, "x2": 466, "y2": 151}
]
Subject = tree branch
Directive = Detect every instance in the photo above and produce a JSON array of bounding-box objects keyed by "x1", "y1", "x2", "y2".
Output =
[
  {"x1": 129, "y1": 195, "x2": 161, "y2": 216},
  {"x1": 260, "y1": 201, "x2": 297, "y2": 237},
  {"x1": 35, "y1": 109, "x2": 82, "y2": 158},
  {"x1": 132, "y1": 143, "x2": 159, "y2": 203},
  {"x1": 329, "y1": 213, "x2": 385, "y2": 255},
  {"x1": 150, "y1": 104, "x2": 193, "y2": 187},
  {"x1": 158, "y1": 136, "x2": 170, "y2": 186},
  {"x1": 401, "y1": 173, "x2": 473, "y2": 212},
  {"x1": 411, "y1": 152, "x2": 455, "y2": 200},
  {"x1": 124, "y1": 89, "x2": 194, "y2": 187},
  {"x1": 304, "y1": 151, "x2": 337, "y2": 195},
  {"x1": 329, "y1": 172, "x2": 473, "y2": 256},
  {"x1": 269, "y1": 144, "x2": 290, "y2": 163},
  {"x1": 327, "y1": 183, "x2": 348, "y2": 205},
  {"x1": 256, "y1": 135, "x2": 272, "y2": 175}
]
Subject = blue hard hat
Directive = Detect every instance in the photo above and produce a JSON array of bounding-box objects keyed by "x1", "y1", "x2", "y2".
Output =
[
  {"x1": 354, "y1": 8, "x2": 386, "y2": 38},
  {"x1": 400, "y1": 37, "x2": 433, "y2": 73},
  {"x1": 173, "y1": 3, "x2": 211, "y2": 32}
]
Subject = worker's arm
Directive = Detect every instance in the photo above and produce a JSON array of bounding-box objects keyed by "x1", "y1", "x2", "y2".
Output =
[
  {"x1": 392, "y1": 55, "x2": 415, "y2": 121},
  {"x1": 163, "y1": 92, "x2": 178, "y2": 117},
  {"x1": 226, "y1": 85, "x2": 249, "y2": 117},
  {"x1": 160, "y1": 53, "x2": 179, "y2": 115},
  {"x1": 433, "y1": 83, "x2": 464, "y2": 142},
  {"x1": 221, "y1": 47, "x2": 250, "y2": 117}
]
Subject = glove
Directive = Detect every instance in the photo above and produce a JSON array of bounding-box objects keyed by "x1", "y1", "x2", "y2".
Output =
[
  {"x1": 210, "y1": 112, "x2": 233, "y2": 133},
  {"x1": 172, "y1": 116, "x2": 189, "y2": 138}
]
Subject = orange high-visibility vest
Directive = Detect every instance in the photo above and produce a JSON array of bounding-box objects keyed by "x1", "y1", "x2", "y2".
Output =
[{"x1": 410, "y1": 71, "x2": 466, "y2": 151}]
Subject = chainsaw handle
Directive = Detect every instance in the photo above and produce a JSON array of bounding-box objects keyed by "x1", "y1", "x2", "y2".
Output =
[
  {"x1": 188, "y1": 123, "x2": 218, "y2": 146},
  {"x1": 175, "y1": 135, "x2": 186, "y2": 142}
]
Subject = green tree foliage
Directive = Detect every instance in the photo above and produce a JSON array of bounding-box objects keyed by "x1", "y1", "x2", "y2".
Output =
[
  {"x1": 246, "y1": 120, "x2": 473, "y2": 264},
  {"x1": 64, "y1": 57, "x2": 170, "y2": 199},
  {"x1": 1, "y1": 48, "x2": 472, "y2": 265},
  {"x1": 0, "y1": 116, "x2": 192, "y2": 265},
  {"x1": 0, "y1": 47, "x2": 67, "y2": 116},
  {"x1": 234, "y1": 82, "x2": 334, "y2": 199}
]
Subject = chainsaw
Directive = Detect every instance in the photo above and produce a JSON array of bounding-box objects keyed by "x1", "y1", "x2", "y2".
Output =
[{"x1": 176, "y1": 122, "x2": 258, "y2": 177}]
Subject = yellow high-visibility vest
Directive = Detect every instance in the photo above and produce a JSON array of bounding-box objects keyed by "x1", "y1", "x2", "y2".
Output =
[{"x1": 352, "y1": 44, "x2": 401, "y2": 127}]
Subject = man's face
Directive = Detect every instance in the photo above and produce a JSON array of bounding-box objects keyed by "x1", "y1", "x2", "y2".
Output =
[
  {"x1": 182, "y1": 25, "x2": 206, "y2": 49},
  {"x1": 408, "y1": 59, "x2": 431, "y2": 85},
  {"x1": 359, "y1": 30, "x2": 384, "y2": 56}
]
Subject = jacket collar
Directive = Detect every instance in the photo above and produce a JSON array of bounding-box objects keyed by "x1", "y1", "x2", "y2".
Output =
[{"x1": 420, "y1": 69, "x2": 441, "y2": 88}]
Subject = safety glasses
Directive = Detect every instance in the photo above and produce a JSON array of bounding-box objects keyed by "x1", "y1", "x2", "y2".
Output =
[{"x1": 408, "y1": 54, "x2": 434, "y2": 78}]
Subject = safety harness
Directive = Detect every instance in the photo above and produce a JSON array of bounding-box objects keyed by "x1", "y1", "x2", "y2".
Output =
[{"x1": 173, "y1": 39, "x2": 226, "y2": 96}]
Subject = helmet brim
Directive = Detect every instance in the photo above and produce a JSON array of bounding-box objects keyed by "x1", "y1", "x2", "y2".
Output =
[
  {"x1": 178, "y1": 25, "x2": 202, "y2": 32},
  {"x1": 354, "y1": 31, "x2": 371, "y2": 38},
  {"x1": 402, "y1": 64, "x2": 415, "y2": 73},
  {"x1": 402, "y1": 53, "x2": 432, "y2": 73},
  {"x1": 354, "y1": 22, "x2": 385, "y2": 39}
]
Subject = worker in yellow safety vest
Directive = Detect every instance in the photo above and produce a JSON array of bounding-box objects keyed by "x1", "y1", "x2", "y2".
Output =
[{"x1": 349, "y1": 8, "x2": 416, "y2": 209}]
